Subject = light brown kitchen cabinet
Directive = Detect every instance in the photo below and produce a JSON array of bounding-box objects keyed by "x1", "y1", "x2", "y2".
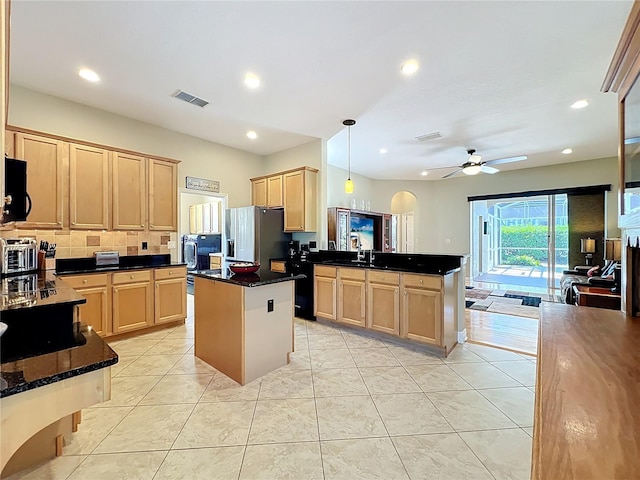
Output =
[
  {"x1": 148, "y1": 158, "x2": 177, "y2": 231},
  {"x1": 154, "y1": 267, "x2": 187, "y2": 324},
  {"x1": 400, "y1": 274, "x2": 442, "y2": 346},
  {"x1": 267, "y1": 174, "x2": 283, "y2": 208},
  {"x1": 283, "y1": 168, "x2": 317, "y2": 232},
  {"x1": 4, "y1": 129, "x2": 13, "y2": 157},
  {"x1": 338, "y1": 268, "x2": 366, "y2": 327},
  {"x1": 61, "y1": 273, "x2": 110, "y2": 336},
  {"x1": 251, "y1": 177, "x2": 267, "y2": 207},
  {"x1": 112, "y1": 270, "x2": 153, "y2": 334},
  {"x1": 314, "y1": 265, "x2": 337, "y2": 321},
  {"x1": 112, "y1": 152, "x2": 146, "y2": 230},
  {"x1": 69, "y1": 143, "x2": 110, "y2": 230},
  {"x1": 367, "y1": 270, "x2": 400, "y2": 335},
  {"x1": 14, "y1": 132, "x2": 67, "y2": 229}
]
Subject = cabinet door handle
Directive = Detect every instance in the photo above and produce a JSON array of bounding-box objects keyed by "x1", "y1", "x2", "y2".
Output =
[
  {"x1": 83, "y1": 279, "x2": 87, "y2": 284},
  {"x1": 169, "y1": 271, "x2": 173, "y2": 275},
  {"x1": 130, "y1": 275, "x2": 134, "y2": 279},
  {"x1": 420, "y1": 279, "x2": 423, "y2": 284}
]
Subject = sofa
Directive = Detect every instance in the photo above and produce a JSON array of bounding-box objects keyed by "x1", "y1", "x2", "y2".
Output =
[{"x1": 560, "y1": 262, "x2": 617, "y2": 304}]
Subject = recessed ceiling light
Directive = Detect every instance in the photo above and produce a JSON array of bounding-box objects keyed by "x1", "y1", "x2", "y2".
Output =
[
  {"x1": 420, "y1": 170, "x2": 429, "y2": 177},
  {"x1": 78, "y1": 68, "x2": 100, "y2": 82},
  {"x1": 379, "y1": 148, "x2": 388, "y2": 154},
  {"x1": 401, "y1": 60, "x2": 419, "y2": 75},
  {"x1": 562, "y1": 148, "x2": 573, "y2": 154},
  {"x1": 244, "y1": 73, "x2": 260, "y2": 89},
  {"x1": 246, "y1": 130, "x2": 258, "y2": 140},
  {"x1": 571, "y1": 99, "x2": 589, "y2": 109}
]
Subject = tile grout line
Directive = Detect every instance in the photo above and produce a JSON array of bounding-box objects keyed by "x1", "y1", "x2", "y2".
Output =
[{"x1": 308, "y1": 328, "x2": 327, "y2": 480}]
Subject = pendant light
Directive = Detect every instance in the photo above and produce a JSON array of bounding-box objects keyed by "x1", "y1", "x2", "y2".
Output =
[{"x1": 343, "y1": 119, "x2": 356, "y2": 194}]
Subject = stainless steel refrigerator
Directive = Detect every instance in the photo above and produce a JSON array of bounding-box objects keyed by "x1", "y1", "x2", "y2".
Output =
[{"x1": 225, "y1": 206, "x2": 291, "y2": 267}]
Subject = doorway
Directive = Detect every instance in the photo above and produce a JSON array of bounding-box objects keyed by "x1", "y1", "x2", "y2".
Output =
[{"x1": 471, "y1": 194, "x2": 568, "y2": 294}]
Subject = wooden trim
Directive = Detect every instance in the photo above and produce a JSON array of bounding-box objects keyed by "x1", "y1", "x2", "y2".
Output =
[
  {"x1": 602, "y1": 1, "x2": 640, "y2": 93},
  {"x1": 6, "y1": 125, "x2": 181, "y2": 165},
  {"x1": 467, "y1": 184, "x2": 612, "y2": 202},
  {"x1": 71, "y1": 411, "x2": 81, "y2": 433},
  {"x1": 250, "y1": 165, "x2": 319, "y2": 181}
]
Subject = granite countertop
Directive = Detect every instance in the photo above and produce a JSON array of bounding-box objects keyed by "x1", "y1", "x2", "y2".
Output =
[
  {"x1": 0, "y1": 271, "x2": 86, "y2": 312},
  {"x1": 317, "y1": 260, "x2": 461, "y2": 275},
  {"x1": 194, "y1": 268, "x2": 305, "y2": 287},
  {"x1": 0, "y1": 322, "x2": 118, "y2": 398},
  {"x1": 56, "y1": 254, "x2": 185, "y2": 275}
]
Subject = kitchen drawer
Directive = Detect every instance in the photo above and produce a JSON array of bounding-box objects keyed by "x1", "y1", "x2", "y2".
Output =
[
  {"x1": 113, "y1": 269, "x2": 151, "y2": 285},
  {"x1": 315, "y1": 265, "x2": 337, "y2": 278},
  {"x1": 368, "y1": 270, "x2": 399, "y2": 285},
  {"x1": 155, "y1": 266, "x2": 186, "y2": 281},
  {"x1": 60, "y1": 273, "x2": 109, "y2": 289},
  {"x1": 339, "y1": 267, "x2": 366, "y2": 281},
  {"x1": 402, "y1": 273, "x2": 441, "y2": 290},
  {"x1": 270, "y1": 260, "x2": 287, "y2": 273}
]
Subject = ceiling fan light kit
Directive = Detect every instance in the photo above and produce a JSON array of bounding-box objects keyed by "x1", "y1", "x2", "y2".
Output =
[
  {"x1": 440, "y1": 148, "x2": 528, "y2": 179},
  {"x1": 343, "y1": 119, "x2": 356, "y2": 194}
]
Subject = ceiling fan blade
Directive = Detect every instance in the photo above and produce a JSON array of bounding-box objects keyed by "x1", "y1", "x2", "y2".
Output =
[
  {"x1": 480, "y1": 165, "x2": 499, "y2": 174},
  {"x1": 442, "y1": 168, "x2": 462, "y2": 179},
  {"x1": 482, "y1": 155, "x2": 527, "y2": 167}
]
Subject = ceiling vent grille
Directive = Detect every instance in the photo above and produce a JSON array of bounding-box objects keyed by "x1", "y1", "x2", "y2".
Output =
[
  {"x1": 415, "y1": 131, "x2": 443, "y2": 142},
  {"x1": 171, "y1": 89, "x2": 209, "y2": 108}
]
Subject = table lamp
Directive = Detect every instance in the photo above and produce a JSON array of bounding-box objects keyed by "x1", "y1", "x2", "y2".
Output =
[{"x1": 580, "y1": 238, "x2": 596, "y2": 266}]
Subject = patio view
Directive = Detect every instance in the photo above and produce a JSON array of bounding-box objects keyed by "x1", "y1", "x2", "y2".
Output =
[{"x1": 472, "y1": 195, "x2": 568, "y2": 292}]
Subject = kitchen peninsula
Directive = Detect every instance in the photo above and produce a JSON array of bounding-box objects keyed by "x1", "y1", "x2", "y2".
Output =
[
  {"x1": 311, "y1": 251, "x2": 466, "y2": 355},
  {"x1": 193, "y1": 268, "x2": 304, "y2": 385},
  {"x1": 1, "y1": 272, "x2": 118, "y2": 477}
]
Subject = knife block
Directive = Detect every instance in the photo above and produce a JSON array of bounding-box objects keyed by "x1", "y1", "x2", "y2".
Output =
[{"x1": 38, "y1": 251, "x2": 56, "y2": 271}]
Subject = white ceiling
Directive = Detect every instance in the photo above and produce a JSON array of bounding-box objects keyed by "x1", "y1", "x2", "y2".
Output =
[{"x1": 8, "y1": 1, "x2": 633, "y2": 181}]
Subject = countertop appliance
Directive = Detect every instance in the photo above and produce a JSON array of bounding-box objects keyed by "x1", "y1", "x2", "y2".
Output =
[
  {"x1": 225, "y1": 206, "x2": 291, "y2": 269},
  {"x1": 1, "y1": 238, "x2": 38, "y2": 277},
  {"x1": 95, "y1": 251, "x2": 120, "y2": 267},
  {"x1": 3, "y1": 157, "x2": 32, "y2": 223}
]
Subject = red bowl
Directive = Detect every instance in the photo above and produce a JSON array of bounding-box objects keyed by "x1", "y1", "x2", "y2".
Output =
[{"x1": 229, "y1": 262, "x2": 260, "y2": 274}]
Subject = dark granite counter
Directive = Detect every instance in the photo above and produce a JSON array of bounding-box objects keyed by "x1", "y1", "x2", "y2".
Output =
[
  {"x1": 194, "y1": 268, "x2": 305, "y2": 287},
  {"x1": 309, "y1": 251, "x2": 464, "y2": 275},
  {"x1": 0, "y1": 322, "x2": 118, "y2": 398},
  {"x1": 0, "y1": 271, "x2": 86, "y2": 312},
  {"x1": 56, "y1": 254, "x2": 185, "y2": 275}
]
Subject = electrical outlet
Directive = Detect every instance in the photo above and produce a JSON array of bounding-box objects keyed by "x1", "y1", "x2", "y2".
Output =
[
  {"x1": 445, "y1": 238, "x2": 451, "y2": 245},
  {"x1": 267, "y1": 299, "x2": 274, "y2": 312},
  {"x1": 142, "y1": 241, "x2": 148, "y2": 250},
  {"x1": 167, "y1": 240, "x2": 176, "y2": 249}
]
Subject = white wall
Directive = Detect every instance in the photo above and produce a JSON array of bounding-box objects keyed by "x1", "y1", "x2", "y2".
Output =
[
  {"x1": 327, "y1": 165, "x2": 378, "y2": 211},
  {"x1": 8, "y1": 85, "x2": 264, "y2": 207},
  {"x1": 326, "y1": 157, "x2": 620, "y2": 255}
]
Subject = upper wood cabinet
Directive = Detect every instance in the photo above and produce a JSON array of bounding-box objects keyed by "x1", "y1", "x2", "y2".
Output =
[
  {"x1": 283, "y1": 168, "x2": 317, "y2": 232},
  {"x1": 252, "y1": 177, "x2": 267, "y2": 207},
  {"x1": 267, "y1": 174, "x2": 283, "y2": 208},
  {"x1": 4, "y1": 129, "x2": 13, "y2": 157},
  {"x1": 148, "y1": 158, "x2": 177, "y2": 231},
  {"x1": 14, "y1": 132, "x2": 66, "y2": 229},
  {"x1": 112, "y1": 152, "x2": 146, "y2": 230},
  {"x1": 69, "y1": 143, "x2": 110, "y2": 230}
]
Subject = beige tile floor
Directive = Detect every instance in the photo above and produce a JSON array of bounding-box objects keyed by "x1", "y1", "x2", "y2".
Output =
[{"x1": 9, "y1": 295, "x2": 535, "y2": 480}]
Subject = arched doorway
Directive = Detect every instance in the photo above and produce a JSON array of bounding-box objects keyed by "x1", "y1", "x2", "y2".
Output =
[{"x1": 391, "y1": 191, "x2": 418, "y2": 253}]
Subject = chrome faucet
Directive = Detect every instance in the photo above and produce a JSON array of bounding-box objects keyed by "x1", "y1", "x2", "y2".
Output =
[{"x1": 369, "y1": 248, "x2": 375, "y2": 264}]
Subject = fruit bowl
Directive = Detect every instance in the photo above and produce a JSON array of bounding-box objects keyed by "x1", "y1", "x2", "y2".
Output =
[{"x1": 229, "y1": 262, "x2": 260, "y2": 274}]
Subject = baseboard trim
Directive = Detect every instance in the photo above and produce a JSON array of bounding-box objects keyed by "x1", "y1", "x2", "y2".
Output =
[{"x1": 457, "y1": 329, "x2": 467, "y2": 344}]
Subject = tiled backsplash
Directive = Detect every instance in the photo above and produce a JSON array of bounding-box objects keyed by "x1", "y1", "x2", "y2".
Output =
[{"x1": 0, "y1": 229, "x2": 177, "y2": 259}]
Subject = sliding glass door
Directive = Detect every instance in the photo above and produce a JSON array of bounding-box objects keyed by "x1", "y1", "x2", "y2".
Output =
[{"x1": 471, "y1": 194, "x2": 567, "y2": 293}]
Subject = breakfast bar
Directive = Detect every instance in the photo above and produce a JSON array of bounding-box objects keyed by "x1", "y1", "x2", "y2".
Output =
[{"x1": 193, "y1": 268, "x2": 304, "y2": 385}]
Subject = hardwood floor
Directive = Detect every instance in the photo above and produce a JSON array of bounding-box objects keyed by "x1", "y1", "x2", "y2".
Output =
[{"x1": 465, "y1": 309, "x2": 538, "y2": 357}]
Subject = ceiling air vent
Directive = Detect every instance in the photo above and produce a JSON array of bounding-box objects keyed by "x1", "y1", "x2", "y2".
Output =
[
  {"x1": 415, "y1": 131, "x2": 443, "y2": 142},
  {"x1": 171, "y1": 89, "x2": 209, "y2": 108}
]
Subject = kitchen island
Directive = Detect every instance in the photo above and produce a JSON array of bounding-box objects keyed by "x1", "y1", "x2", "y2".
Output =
[
  {"x1": 193, "y1": 268, "x2": 304, "y2": 385},
  {"x1": 1, "y1": 272, "x2": 118, "y2": 477}
]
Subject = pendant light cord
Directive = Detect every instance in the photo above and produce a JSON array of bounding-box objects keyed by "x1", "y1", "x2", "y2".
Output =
[{"x1": 348, "y1": 125, "x2": 351, "y2": 180}]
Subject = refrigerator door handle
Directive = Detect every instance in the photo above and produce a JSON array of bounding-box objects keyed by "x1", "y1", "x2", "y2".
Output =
[{"x1": 227, "y1": 239, "x2": 235, "y2": 258}]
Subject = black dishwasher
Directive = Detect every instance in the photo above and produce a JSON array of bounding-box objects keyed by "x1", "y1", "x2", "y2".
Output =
[{"x1": 287, "y1": 256, "x2": 315, "y2": 320}]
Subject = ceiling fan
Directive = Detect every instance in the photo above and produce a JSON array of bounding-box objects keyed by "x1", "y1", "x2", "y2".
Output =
[{"x1": 438, "y1": 149, "x2": 528, "y2": 179}]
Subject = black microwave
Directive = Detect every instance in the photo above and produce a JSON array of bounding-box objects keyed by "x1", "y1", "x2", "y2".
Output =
[{"x1": 3, "y1": 157, "x2": 32, "y2": 222}]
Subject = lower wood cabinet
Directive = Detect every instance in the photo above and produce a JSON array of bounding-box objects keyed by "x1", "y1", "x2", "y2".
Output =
[
  {"x1": 367, "y1": 270, "x2": 400, "y2": 335},
  {"x1": 60, "y1": 273, "x2": 110, "y2": 336},
  {"x1": 314, "y1": 266, "x2": 453, "y2": 351},
  {"x1": 112, "y1": 270, "x2": 154, "y2": 334},
  {"x1": 60, "y1": 267, "x2": 186, "y2": 337},
  {"x1": 154, "y1": 267, "x2": 187, "y2": 324},
  {"x1": 338, "y1": 268, "x2": 366, "y2": 327},
  {"x1": 314, "y1": 266, "x2": 337, "y2": 320}
]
